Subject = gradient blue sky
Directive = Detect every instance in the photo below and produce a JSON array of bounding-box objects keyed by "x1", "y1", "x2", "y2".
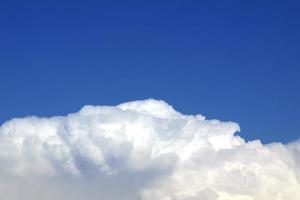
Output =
[{"x1": 1, "y1": 0, "x2": 299, "y2": 143}]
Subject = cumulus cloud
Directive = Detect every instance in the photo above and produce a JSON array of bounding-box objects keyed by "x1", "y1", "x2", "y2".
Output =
[{"x1": 0, "y1": 99, "x2": 299, "y2": 200}]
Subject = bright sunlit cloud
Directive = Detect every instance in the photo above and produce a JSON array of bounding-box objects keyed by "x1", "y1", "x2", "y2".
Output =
[{"x1": 0, "y1": 99, "x2": 299, "y2": 200}]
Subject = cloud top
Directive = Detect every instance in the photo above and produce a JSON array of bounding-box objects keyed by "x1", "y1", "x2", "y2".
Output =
[{"x1": 0, "y1": 99, "x2": 299, "y2": 200}]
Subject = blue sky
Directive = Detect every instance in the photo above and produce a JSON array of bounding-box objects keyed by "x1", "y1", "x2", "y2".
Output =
[{"x1": 0, "y1": 0, "x2": 299, "y2": 143}]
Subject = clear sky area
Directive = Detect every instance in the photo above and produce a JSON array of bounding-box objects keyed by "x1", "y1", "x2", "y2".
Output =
[{"x1": 1, "y1": 0, "x2": 299, "y2": 143}]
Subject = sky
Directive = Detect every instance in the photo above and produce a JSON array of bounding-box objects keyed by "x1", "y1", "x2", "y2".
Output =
[{"x1": 1, "y1": 0, "x2": 300, "y2": 144}]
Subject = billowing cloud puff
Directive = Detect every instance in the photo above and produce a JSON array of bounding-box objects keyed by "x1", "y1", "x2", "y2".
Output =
[{"x1": 0, "y1": 99, "x2": 299, "y2": 200}]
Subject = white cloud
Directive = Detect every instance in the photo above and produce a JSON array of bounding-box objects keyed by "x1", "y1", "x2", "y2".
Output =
[{"x1": 0, "y1": 99, "x2": 299, "y2": 200}]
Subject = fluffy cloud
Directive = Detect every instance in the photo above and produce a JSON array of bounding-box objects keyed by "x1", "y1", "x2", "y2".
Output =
[{"x1": 0, "y1": 99, "x2": 299, "y2": 200}]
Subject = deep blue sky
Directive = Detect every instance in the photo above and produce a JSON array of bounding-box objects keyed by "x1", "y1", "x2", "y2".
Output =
[{"x1": 1, "y1": 1, "x2": 299, "y2": 143}]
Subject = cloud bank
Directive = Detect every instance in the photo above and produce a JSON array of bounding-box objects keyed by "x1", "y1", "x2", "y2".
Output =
[{"x1": 0, "y1": 99, "x2": 299, "y2": 200}]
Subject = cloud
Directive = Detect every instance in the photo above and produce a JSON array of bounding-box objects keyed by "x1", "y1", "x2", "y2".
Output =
[{"x1": 0, "y1": 99, "x2": 299, "y2": 200}]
